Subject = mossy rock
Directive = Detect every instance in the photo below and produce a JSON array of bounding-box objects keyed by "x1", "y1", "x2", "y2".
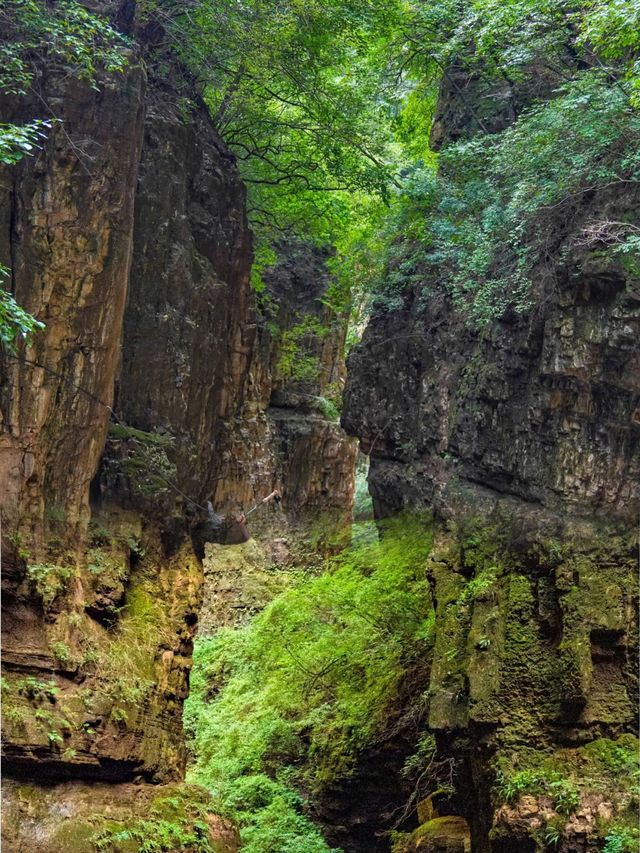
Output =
[
  {"x1": 50, "y1": 821, "x2": 105, "y2": 853},
  {"x1": 401, "y1": 816, "x2": 471, "y2": 852}
]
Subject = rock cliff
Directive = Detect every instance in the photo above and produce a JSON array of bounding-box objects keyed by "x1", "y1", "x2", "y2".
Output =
[
  {"x1": 343, "y1": 187, "x2": 639, "y2": 523},
  {"x1": 342, "y1": 68, "x2": 639, "y2": 853},
  {"x1": 0, "y1": 4, "x2": 355, "y2": 849},
  {"x1": 0, "y1": 60, "x2": 145, "y2": 547}
]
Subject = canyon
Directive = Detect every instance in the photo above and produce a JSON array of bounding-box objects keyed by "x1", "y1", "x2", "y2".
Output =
[{"x1": 0, "y1": 3, "x2": 638, "y2": 853}]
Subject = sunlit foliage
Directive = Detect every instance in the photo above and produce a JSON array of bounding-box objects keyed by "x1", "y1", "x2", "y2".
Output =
[{"x1": 185, "y1": 516, "x2": 434, "y2": 853}]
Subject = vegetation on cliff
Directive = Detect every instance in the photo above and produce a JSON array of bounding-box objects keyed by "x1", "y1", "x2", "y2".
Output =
[
  {"x1": 2, "y1": 0, "x2": 639, "y2": 347},
  {"x1": 1, "y1": 2, "x2": 638, "y2": 852},
  {"x1": 150, "y1": 0, "x2": 640, "y2": 325},
  {"x1": 185, "y1": 516, "x2": 433, "y2": 853}
]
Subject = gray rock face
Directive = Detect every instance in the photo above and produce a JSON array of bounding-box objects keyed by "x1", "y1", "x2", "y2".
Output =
[
  {"x1": 116, "y1": 82, "x2": 254, "y2": 508},
  {"x1": 343, "y1": 188, "x2": 640, "y2": 524},
  {"x1": 340, "y1": 70, "x2": 639, "y2": 853}
]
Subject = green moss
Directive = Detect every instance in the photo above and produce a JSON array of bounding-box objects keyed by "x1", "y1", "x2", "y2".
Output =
[
  {"x1": 580, "y1": 735, "x2": 640, "y2": 777},
  {"x1": 457, "y1": 520, "x2": 504, "y2": 573},
  {"x1": 466, "y1": 591, "x2": 505, "y2": 720},
  {"x1": 50, "y1": 820, "x2": 98, "y2": 853},
  {"x1": 394, "y1": 816, "x2": 470, "y2": 852},
  {"x1": 426, "y1": 557, "x2": 468, "y2": 730},
  {"x1": 186, "y1": 513, "x2": 434, "y2": 852},
  {"x1": 494, "y1": 735, "x2": 639, "y2": 816},
  {"x1": 91, "y1": 786, "x2": 227, "y2": 853},
  {"x1": 108, "y1": 424, "x2": 174, "y2": 447},
  {"x1": 412, "y1": 815, "x2": 469, "y2": 841}
]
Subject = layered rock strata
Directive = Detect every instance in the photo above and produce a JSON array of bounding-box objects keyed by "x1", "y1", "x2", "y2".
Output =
[
  {"x1": 0, "y1": 5, "x2": 355, "y2": 850},
  {"x1": 0, "y1": 62, "x2": 145, "y2": 546},
  {"x1": 342, "y1": 87, "x2": 639, "y2": 853}
]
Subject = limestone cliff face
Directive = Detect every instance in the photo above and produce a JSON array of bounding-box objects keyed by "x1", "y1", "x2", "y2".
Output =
[
  {"x1": 343, "y1": 189, "x2": 639, "y2": 522},
  {"x1": 0, "y1": 49, "x2": 241, "y2": 799},
  {"x1": 264, "y1": 241, "x2": 356, "y2": 518},
  {"x1": 0, "y1": 62, "x2": 145, "y2": 547},
  {"x1": 340, "y1": 265, "x2": 639, "y2": 853},
  {"x1": 342, "y1": 76, "x2": 639, "y2": 853},
  {"x1": 100, "y1": 127, "x2": 356, "y2": 532},
  {"x1": 0, "y1": 5, "x2": 355, "y2": 850}
]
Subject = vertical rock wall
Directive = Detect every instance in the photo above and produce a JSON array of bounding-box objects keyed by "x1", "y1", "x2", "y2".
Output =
[
  {"x1": 0, "y1": 9, "x2": 355, "y2": 850},
  {"x1": 0, "y1": 64, "x2": 145, "y2": 547},
  {"x1": 116, "y1": 82, "x2": 254, "y2": 507},
  {"x1": 341, "y1": 70, "x2": 639, "y2": 853},
  {"x1": 210, "y1": 239, "x2": 357, "y2": 525},
  {"x1": 343, "y1": 202, "x2": 640, "y2": 522}
]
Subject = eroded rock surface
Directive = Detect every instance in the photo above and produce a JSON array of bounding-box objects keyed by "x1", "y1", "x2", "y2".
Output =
[
  {"x1": 0, "y1": 62, "x2": 145, "y2": 546},
  {"x1": 342, "y1": 63, "x2": 639, "y2": 853},
  {"x1": 0, "y1": 5, "x2": 356, "y2": 850},
  {"x1": 343, "y1": 203, "x2": 640, "y2": 522},
  {"x1": 1, "y1": 778, "x2": 238, "y2": 853}
]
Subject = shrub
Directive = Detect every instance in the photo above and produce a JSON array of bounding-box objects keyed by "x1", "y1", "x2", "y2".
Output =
[
  {"x1": 26, "y1": 562, "x2": 74, "y2": 608},
  {"x1": 275, "y1": 316, "x2": 329, "y2": 385},
  {"x1": 185, "y1": 514, "x2": 434, "y2": 852},
  {"x1": 602, "y1": 826, "x2": 640, "y2": 853}
]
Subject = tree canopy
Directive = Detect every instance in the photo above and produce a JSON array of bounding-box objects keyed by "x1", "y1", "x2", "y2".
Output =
[
  {"x1": 152, "y1": 0, "x2": 639, "y2": 322},
  {"x1": 1, "y1": 0, "x2": 639, "y2": 345}
]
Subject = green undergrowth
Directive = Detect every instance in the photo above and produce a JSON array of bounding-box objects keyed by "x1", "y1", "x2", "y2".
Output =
[
  {"x1": 92, "y1": 790, "x2": 219, "y2": 853},
  {"x1": 601, "y1": 825, "x2": 640, "y2": 853},
  {"x1": 492, "y1": 736, "x2": 639, "y2": 850},
  {"x1": 495, "y1": 734, "x2": 640, "y2": 817},
  {"x1": 26, "y1": 561, "x2": 74, "y2": 608},
  {"x1": 185, "y1": 513, "x2": 434, "y2": 853},
  {"x1": 41, "y1": 785, "x2": 225, "y2": 853},
  {"x1": 275, "y1": 315, "x2": 329, "y2": 385}
]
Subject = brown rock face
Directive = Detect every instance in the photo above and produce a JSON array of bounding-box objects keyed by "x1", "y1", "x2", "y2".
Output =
[
  {"x1": 261, "y1": 240, "x2": 357, "y2": 520},
  {"x1": 0, "y1": 64, "x2": 145, "y2": 547},
  {"x1": 1, "y1": 515, "x2": 202, "y2": 784},
  {"x1": 104, "y1": 160, "x2": 356, "y2": 533},
  {"x1": 0, "y1": 11, "x2": 356, "y2": 848},
  {"x1": 203, "y1": 238, "x2": 357, "y2": 528}
]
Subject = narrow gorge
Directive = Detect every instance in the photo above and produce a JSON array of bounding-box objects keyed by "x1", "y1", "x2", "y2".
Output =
[{"x1": 1, "y1": 2, "x2": 638, "y2": 853}]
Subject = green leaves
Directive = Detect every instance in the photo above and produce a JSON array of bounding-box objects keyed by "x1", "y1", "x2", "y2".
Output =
[
  {"x1": 0, "y1": 265, "x2": 44, "y2": 354},
  {"x1": 0, "y1": 0, "x2": 131, "y2": 96},
  {"x1": 0, "y1": 118, "x2": 52, "y2": 166},
  {"x1": 357, "y1": 11, "x2": 640, "y2": 324},
  {"x1": 434, "y1": 70, "x2": 640, "y2": 320},
  {"x1": 160, "y1": 0, "x2": 404, "y2": 245},
  {"x1": 323, "y1": 0, "x2": 640, "y2": 326},
  {"x1": 185, "y1": 515, "x2": 434, "y2": 853},
  {"x1": 603, "y1": 826, "x2": 640, "y2": 853}
]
